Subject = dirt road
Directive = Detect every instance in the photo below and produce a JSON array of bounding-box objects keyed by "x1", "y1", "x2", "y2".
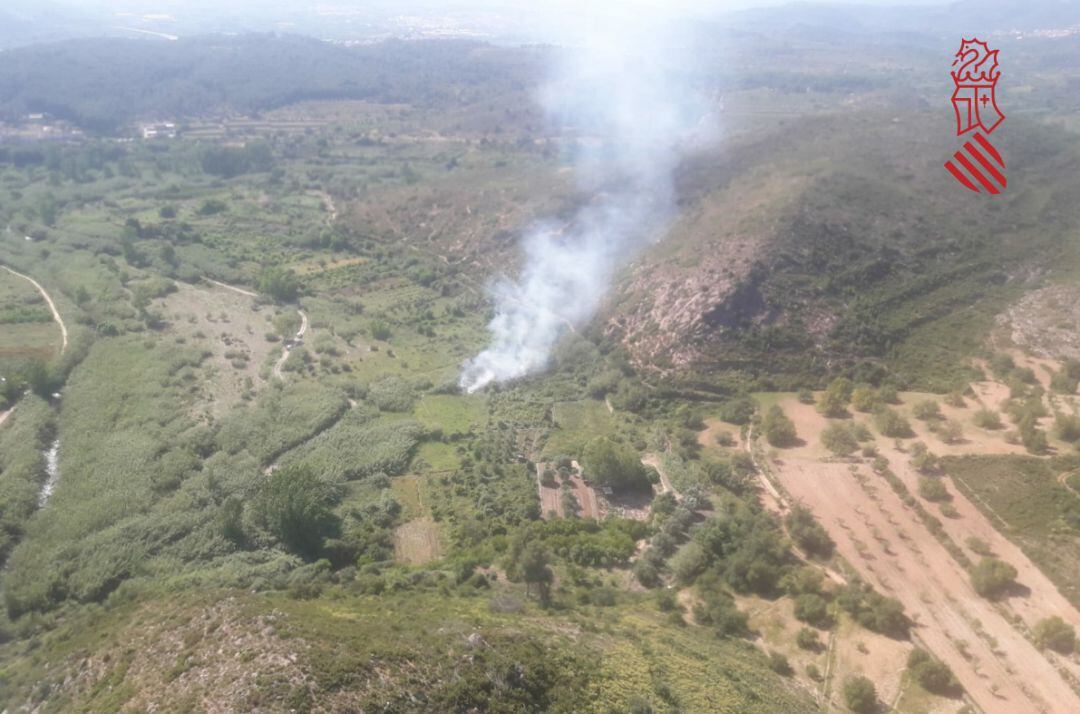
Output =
[
  {"x1": 770, "y1": 395, "x2": 1080, "y2": 714},
  {"x1": 204, "y1": 278, "x2": 258, "y2": 298},
  {"x1": 272, "y1": 310, "x2": 308, "y2": 381},
  {"x1": 2, "y1": 264, "x2": 68, "y2": 354}
]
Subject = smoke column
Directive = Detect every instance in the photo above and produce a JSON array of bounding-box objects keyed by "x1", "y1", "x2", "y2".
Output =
[{"x1": 459, "y1": 13, "x2": 713, "y2": 393}]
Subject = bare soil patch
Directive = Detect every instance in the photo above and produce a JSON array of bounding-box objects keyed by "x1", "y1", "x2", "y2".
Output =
[{"x1": 394, "y1": 518, "x2": 442, "y2": 565}]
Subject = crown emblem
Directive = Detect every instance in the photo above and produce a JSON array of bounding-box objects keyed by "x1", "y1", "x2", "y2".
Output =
[{"x1": 951, "y1": 38, "x2": 1000, "y2": 85}]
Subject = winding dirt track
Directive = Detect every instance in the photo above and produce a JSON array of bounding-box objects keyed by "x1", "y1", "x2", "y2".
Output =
[
  {"x1": 2, "y1": 264, "x2": 68, "y2": 354},
  {"x1": 272, "y1": 310, "x2": 308, "y2": 381},
  {"x1": 768, "y1": 395, "x2": 1080, "y2": 714}
]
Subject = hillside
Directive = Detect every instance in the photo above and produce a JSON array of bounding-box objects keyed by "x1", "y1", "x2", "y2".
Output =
[
  {"x1": 0, "y1": 35, "x2": 541, "y2": 133},
  {"x1": 609, "y1": 112, "x2": 1080, "y2": 392}
]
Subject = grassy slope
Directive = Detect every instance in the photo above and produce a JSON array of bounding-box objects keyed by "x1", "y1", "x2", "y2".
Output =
[
  {"x1": 612, "y1": 112, "x2": 1080, "y2": 393},
  {"x1": 0, "y1": 584, "x2": 814, "y2": 713}
]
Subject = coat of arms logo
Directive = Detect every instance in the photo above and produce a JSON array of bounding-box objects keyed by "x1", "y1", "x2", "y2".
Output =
[{"x1": 945, "y1": 38, "x2": 1006, "y2": 194}]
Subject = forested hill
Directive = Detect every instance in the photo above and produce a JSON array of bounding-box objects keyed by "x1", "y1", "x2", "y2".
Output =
[{"x1": 0, "y1": 34, "x2": 540, "y2": 134}]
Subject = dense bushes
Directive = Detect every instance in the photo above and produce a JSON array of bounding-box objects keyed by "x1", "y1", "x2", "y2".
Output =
[
  {"x1": 793, "y1": 593, "x2": 831, "y2": 627},
  {"x1": 0, "y1": 396, "x2": 53, "y2": 563},
  {"x1": 279, "y1": 411, "x2": 425, "y2": 481},
  {"x1": 692, "y1": 570, "x2": 750, "y2": 637},
  {"x1": 908, "y1": 648, "x2": 960, "y2": 696},
  {"x1": 719, "y1": 396, "x2": 756, "y2": 425},
  {"x1": 527, "y1": 518, "x2": 646, "y2": 568},
  {"x1": 973, "y1": 408, "x2": 1003, "y2": 429},
  {"x1": 785, "y1": 504, "x2": 834, "y2": 558},
  {"x1": 836, "y1": 581, "x2": 909, "y2": 638},
  {"x1": 582, "y1": 437, "x2": 650, "y2": 494},
  {"x1": 252, "y1": 465, "x2": 341, "y2": 559},
  {"x1": 874, "y1": 407, "x2": 914, "y2": 438},
  {"x1": 257, "y1": 266, "x2": 301, "y2": 302},
  {"x1": 367, "y1": 375, "x2": 418, "y2": 413},
  {"x1": 216, "y1": 382, "x2": 349, "y2": 465},
  {"x1": 970, "y1": 557, "x2": 1018, "y2": 599},
  {"x1": 821, "y1": 422, "x2": 858, "y2": 456},
  {"x1": 843, "y1": 676, "x2": 877, "y2": 714},
  {"x1": 762, "y1": 405, "x2": 797, "y2": 447},
  {"x1": 817, "y1": 378, "x2": 852, "y2": 417},
  {"x1": 692, "y1": 499, "x2": 789, "y2": 596},
  {"x1": 1033, "y1": 615, "x2": 1076, "y2": 653}
]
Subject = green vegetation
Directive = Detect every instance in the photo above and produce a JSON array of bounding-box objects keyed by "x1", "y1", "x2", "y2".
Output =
[
  {"x1": 252, "y1": 465, "x2": 341, "y2": 559},
  {"x1": 918, "y1": 476, "x2": 949, "y2": 502},
  {"x1": 3, "y1": 22, "x2": 1079, "y2": 711},
  {"x1": 907, "y1": 648, "x2": 960, "y2": 697},
  {"x1": 820, "y1": 422, "x2": 858, "y2": 456},
  {"x1": 842, "y1": 675, "x2": 877, "y2": 714},
  {"x1": 973, "y1": 408, "x2": 1003, "y2": 429},
  {"x1": 850, "y1": 384, "x2": 882, "y2": 413},
  {"x1": 874, "y1": 407, "x2": 914, "y2": 438},
  {"x1": 817, "y1": 377, "x2": 852, "y2": 417},
  {"x1": 970, "y1": 557, "x2": 1019, "y2": 599},
  {"x1": 582, "y1": 437, "x2": 650, "y2": 494},
  {"x1": 0, "y1": 396, "x2": 53, "y2": 562},
  {"x1": 762, "y1": 404, "x2": 797, "y2": 447},
  {"x1": 835, "y1": 581, "x2": 910, "y2": 638},
  {"x1": 796, "y1": 627, "x2": 821, "y2": 651},
  {"x1": 785, "y1": 504, "x2": 834, "y2": 558},
  {"x1": 945, "y1": 454, "x2": 1080, "y2": 606},
  {"x1": 912, "y1": 399, "x2": 942, "y2": 421},
  {"x1": 1033, "y1": 615, "x2": 1076, "y2": 654}
]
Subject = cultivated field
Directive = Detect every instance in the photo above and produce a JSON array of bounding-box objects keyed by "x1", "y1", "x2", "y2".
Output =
[{"x1": 762, "y1": 389, "x2": 1080, "y2": 714}]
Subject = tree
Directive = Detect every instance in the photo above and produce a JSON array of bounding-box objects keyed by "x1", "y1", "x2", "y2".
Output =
[
  {"x1": 519, "y1": 542, "x2": 554, "y2": 605},
  {"x1": 257, "y1": 266, "x2": 300, "y2": 302},
  {"x1": 851, "y1": 385, "x2": 881, "y2": 413},
  {"x1": 918, "y1": 476, "x2": 949, "y2": 502},
  {"x1": 937, "y1": 419, "x2": 963, "y2": 444},
  {"x1": 253, "y1": 465, "x2": 340, "y2": 559},
  {"x1": 669, "y1": 541, "x2": 709, "y2": 584},
  {"x1": 842, "y1": 675, "x2": 877, "y2": 714},
  {"x1": 1055, "y1": 414, "x2": 1080, "y2": 442},
  {"x1": 719, "y1": 396, "x2": 756, "y2": 425},
  {"x1": 1033, "y1": 616, "x2": 1076, "y2": 654},
  {"x1": 797, "y1": 627, "x2": 822, "y2": 651},
  {"x1": 793, "y1": 593, "x2": 831, "y2": 628},
  {"x1": 762, "y1": 405, "x2": 797, "y2": 447},
  {"x1": 582, "y1": 437, "x2": 650, "y2": 494},
  {"x1": 970, "y1": 557, "x2": 1018, "y2": 599},
  {"x1": 821, "y1": 422, "x2": 858, "y2": 456},
  {"x1": 909, "y1": 442, "x2": 940, "y2": 474},
  {"x1": 912, "y1": 399, "x2": 942, "y2": 421},
  {"x1": 874, "y1": 408, "x2": 913, "y2": 438},
  {"x1": 908, "y1": 648, "x2": 960, "y2": 696},
  {"x1": 973, "y1": 408, "x2": 1003, "y2": 430},
  {"x1": 785, "y1": 504, "x2": 834, "y2": 558},
  {"x1": 768, "y1": 652, "x2": 792, "y2": 676},
  {"x1": 818, "y1": 378, "x2": 851, "y2": 417}
]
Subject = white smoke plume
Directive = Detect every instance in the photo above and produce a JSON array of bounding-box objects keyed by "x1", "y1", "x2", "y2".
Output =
[{"x1": 459, "y1": 12, "x2": 715, "y2": 393}]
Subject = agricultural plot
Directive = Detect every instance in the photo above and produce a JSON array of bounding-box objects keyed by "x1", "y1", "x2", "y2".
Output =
[
  {"x1": 758, "y1": 391, "x2": 1080, "y2": 714},
  {"x1": 0, "y1": 267, "x2": 63, "y2": 373}
]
